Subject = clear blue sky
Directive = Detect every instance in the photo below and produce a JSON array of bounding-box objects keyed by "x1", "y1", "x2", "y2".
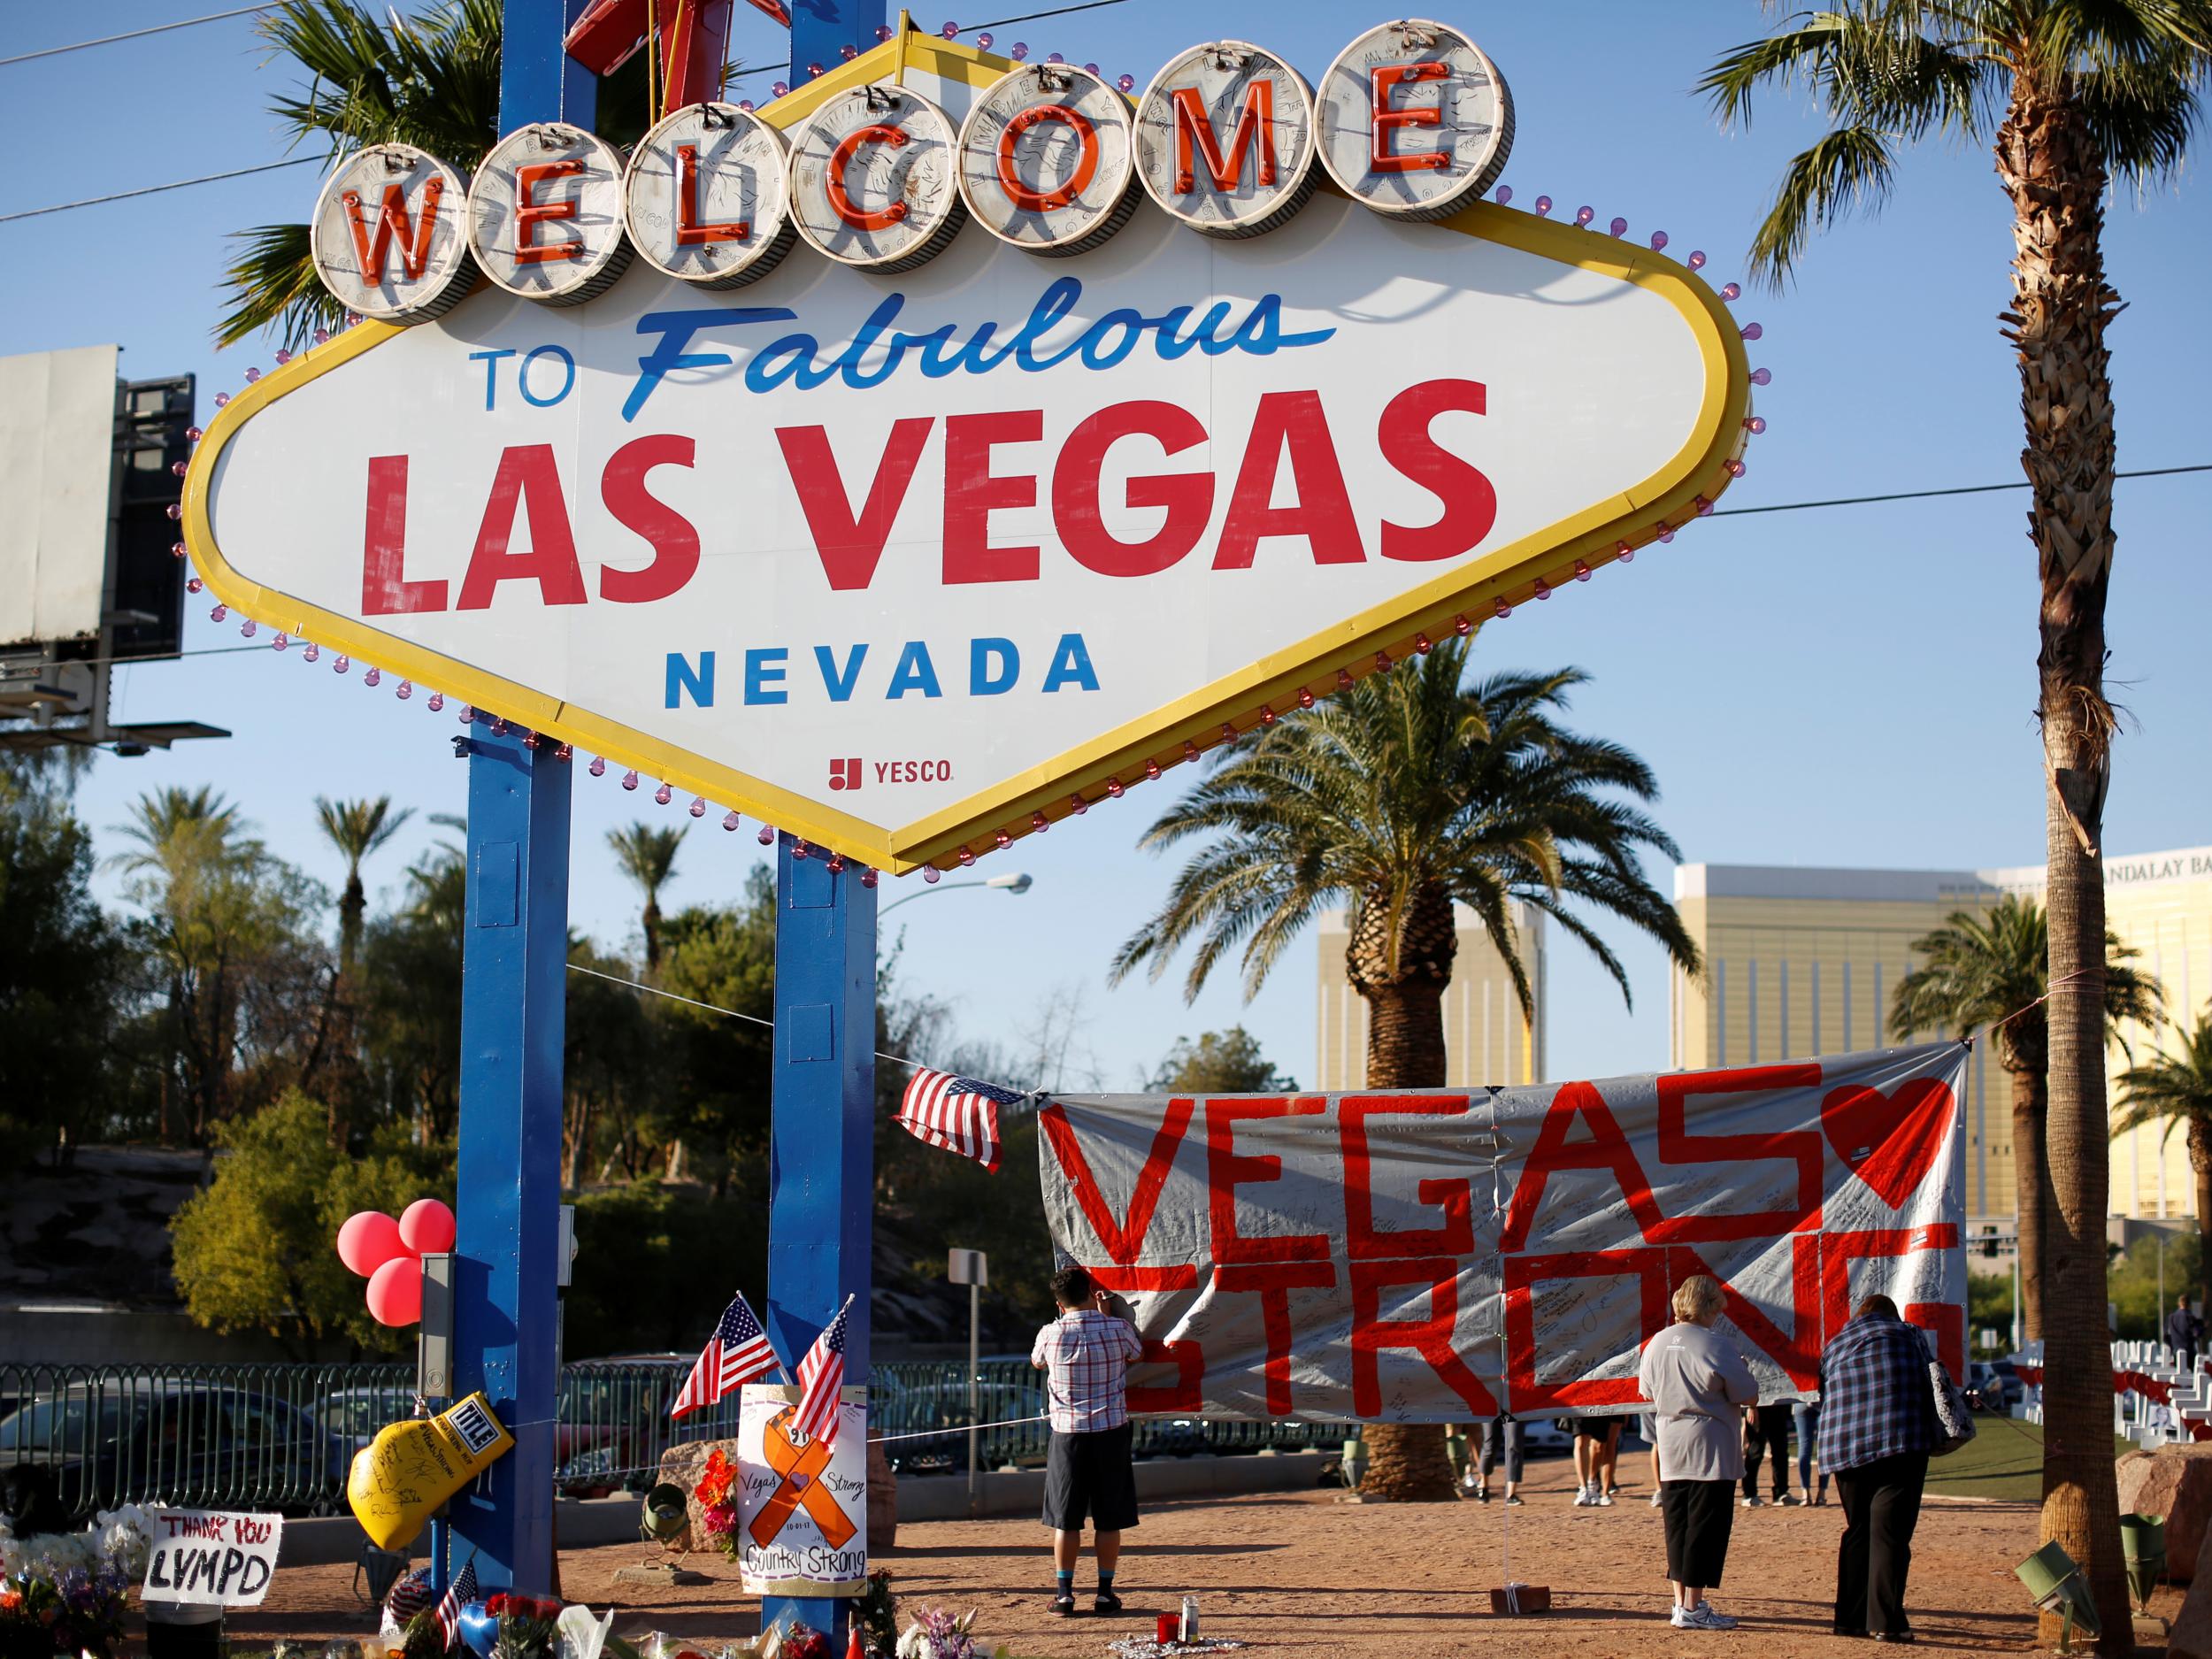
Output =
[{"x1": 3, "y1": 1, "x2": 2207, "y2": 1091}]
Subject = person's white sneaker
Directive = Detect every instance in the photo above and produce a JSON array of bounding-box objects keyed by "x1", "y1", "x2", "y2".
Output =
[
  {"x1": 1740, "y1": 1494, "x2": 1762, "y2": 1508},
  {"x1": 1675, "y1": 1603, "x2": 1739, "y2": 1631},
  {"x1": 1596, "y1": 1488, "x2": 1615, "y2": 1506},
  {"x1": 1573, "y1": 1484, "x2": 1595, "y2": 1506}
]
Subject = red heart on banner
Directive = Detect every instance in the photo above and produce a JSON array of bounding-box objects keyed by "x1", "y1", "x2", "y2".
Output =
[{"x1": 1822, "y1": 1079, "x2": 1955, "y2": 1207}]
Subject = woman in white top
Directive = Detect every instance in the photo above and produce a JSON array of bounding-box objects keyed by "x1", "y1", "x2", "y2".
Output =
[{"x1": 1637, "y1": 1273, "x2": 1761, "y2": 1631}]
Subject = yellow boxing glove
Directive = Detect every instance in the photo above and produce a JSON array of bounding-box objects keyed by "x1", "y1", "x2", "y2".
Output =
[{"x1": 347, "y1": 1393, "x2": 516, "y2": 1550}]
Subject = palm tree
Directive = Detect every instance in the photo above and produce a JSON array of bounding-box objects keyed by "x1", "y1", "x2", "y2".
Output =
[
  {"x1": 608, "y1": 824, "x2": 687, "y2": 972},
  {"x1": 315, "y1": 796, "x2": 413, "y2": 977},
  {"x1": 1112, "y1": 640, "x2": 1699, "y2": 1501},
  {"x1": 108, "y1": 786, "x2": 255, "y2": 890},
  {"x1": 1890, "y1": 895, "x2": 2161, "y2": 1340},
  {"x1": 2112, "y1": 1012, "x2": 2212, "y2": 1317},
  {"x1": 1702, "y1": 7, "x2": 2209, "y2": 1640},
  {"x1": 218, "y1": 0, "x2": 505, "y2": 349}
]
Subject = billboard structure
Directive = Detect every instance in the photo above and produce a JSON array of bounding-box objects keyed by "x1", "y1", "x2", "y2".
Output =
[
  {"x1": 181, "y1": 20, "x2": 1756, "y2": 875},
  {"x1": 0, "y1": 348, "x2": 225, "y2": 755}
]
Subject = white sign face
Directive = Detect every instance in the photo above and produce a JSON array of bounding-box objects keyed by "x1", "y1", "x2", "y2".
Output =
[
  {"x1": 958, "y1": 65, "x2": 1138, "y2": 256},
  {"x1": 189, "y1": 192, "x2": 1746, "y2": 872},
  {"x1": 733, "y1": 1385, "x2": 867, "y2": 1596},
  {"x1": 623, "y1": 104, "x2": 797, "y2": 289},
  {"x1": 311, "y1": 146, "x2": 477, "y2": 323},
  {"x1": 787, "y1": 87, "x2": 966, "y2": 272},
  {"x1": 1134, "y1": 42, "x2": 1317, "y2": 238},
  {"x1": 468, "y1": 123, "x2": 632, "y2": 304},
  {"x1": 1316, "y1": 20, "x2": 1513, "y2": 219},
  {"x1": 189, "y1": 30, "x2": 1751, "y2": 876},
  {"x1": 142, "y1": 1510, "x2": 284, "y2": 1607}
]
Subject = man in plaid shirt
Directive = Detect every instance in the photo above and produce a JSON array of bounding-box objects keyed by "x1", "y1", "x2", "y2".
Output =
[
  {"x1": 1820, "y1": 1294, "x2": 1941, "y2": 1641},
  {"x1": 1033, "y1": 1264, "x2": 1144, "y2": 1618}
]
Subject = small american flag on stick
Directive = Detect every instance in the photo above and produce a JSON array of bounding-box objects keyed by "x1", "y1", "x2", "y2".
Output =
[
  {"x1": 671, "y1": 1291, "x2": 780, "y2": 1418},
  {"x1": 434, "y1": 1558, "x2": 477, "y2": 1649},
  {"x1": 791, "y1": 1294, "x2": 853, "y2": 1447},
  {"x1": 896, "y1": 1069, "x2": 1022, "y2": 1171}
]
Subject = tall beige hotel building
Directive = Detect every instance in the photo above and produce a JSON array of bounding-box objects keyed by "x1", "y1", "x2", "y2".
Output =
[
  {"x1": 1312, "y1": 849, "x2": 2212, "y2": 1225},
  {"x1": 1672, "y1": 845, "x2": 2212, "y2": 1224}
]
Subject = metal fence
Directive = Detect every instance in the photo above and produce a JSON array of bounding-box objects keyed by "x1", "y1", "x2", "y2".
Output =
[{"x1": 0, "y1": 1360, "x2": 1354, "y2": 1517}]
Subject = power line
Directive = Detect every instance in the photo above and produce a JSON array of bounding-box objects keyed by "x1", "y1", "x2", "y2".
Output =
[
  {"x1": 0, "y1": 154, "x2": 329, "y2": 226},
  {"x1": 0, "y1": 4, "x2": 280, "y2": 68},
  {"x1": 1709, "y1": 463, "x2": 2210, "y2": 518}
]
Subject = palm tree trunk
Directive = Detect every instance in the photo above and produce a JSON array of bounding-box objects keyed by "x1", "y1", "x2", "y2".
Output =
[
  {"x1": 2000, "y1": 70, "x2": 2129, "y2": 1652},
  {"x1": 1351, "y1": 974, "x2": 1459, "y2": 1504},
  {"x1": 2191, "y1": 1122, "x2": 2212, "y2": 1332},
  {"x1": 2006, "y1": 1063, "x2": 2048, "y2": 1342}
]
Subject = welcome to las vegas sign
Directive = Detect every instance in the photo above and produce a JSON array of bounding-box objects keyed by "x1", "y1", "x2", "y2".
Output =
[{"x1": 183, "y1": 20, "x2": 1753, "y2": 877}]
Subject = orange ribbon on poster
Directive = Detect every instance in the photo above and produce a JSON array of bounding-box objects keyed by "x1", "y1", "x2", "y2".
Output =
[{"x1": 749, "y1": 1409, "x2": 856, "y2": 1550}]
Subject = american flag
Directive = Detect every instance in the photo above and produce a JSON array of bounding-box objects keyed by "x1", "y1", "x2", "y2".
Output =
[
  {"x1": 896, "y1": 1069, "x2": 1022, "y2": 1171},
  {"x1": 434, "y1": 1559, "x2": 477, "y2": 1648},
  {"x1": 672, "y1": 1291, "x2": 780, "y2": 1418},
  {"x1": 791, "y1": 1294, "x2": 853, "y2": 1447}
]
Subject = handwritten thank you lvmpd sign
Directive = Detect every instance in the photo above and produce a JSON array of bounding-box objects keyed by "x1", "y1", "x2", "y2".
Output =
[{"x1": 142, "y1": 1509, "x2": 284, "y2": 1607}]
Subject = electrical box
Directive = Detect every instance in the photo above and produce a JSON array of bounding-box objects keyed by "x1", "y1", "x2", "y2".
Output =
[{"x1": 419, "y1": 1251, "x2": 457, "y2": 1399}]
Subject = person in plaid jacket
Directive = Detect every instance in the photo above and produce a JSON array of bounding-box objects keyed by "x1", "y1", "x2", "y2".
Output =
[
  {"x1": 1033, "y1": 1264, "x2": 1144, "y2": 1618},
  {"x1": 1820, "y1": 1294, "x2": 1942, "y2": 1642}
]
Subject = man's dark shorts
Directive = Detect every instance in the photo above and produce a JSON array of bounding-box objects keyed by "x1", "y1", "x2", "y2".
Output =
[
  {"x1": 1575, "y1": 1413, "x2": 1624, "y2": 1440},
  {"x1": 1042, "y1": 1422, "x2": 1139, "y2": 1532}
]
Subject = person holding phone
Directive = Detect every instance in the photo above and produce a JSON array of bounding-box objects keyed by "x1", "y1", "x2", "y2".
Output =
[{"x1": 1032, "y1": 1264, "x2": 1145, "y2": 1618}]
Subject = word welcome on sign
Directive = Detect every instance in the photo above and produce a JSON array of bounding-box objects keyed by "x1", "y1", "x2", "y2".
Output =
[
  {"x1": 311, "y1": 20, "x2": 1510, "y2": 316},
  {"x1": 142, "y1": 1510, "x2": 284, "y2": 1608},
  {"x1": 1038, "y1": 1044, "x2": 1967, "y2": 1421}
]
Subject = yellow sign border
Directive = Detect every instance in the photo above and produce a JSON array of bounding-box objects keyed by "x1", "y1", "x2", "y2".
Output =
[{"x1": 182, "y1": 24, "x2": 1750, "y2": 876}]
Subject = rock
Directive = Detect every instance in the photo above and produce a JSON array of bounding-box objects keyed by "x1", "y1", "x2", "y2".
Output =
[
  {"x1": 656, "y1": 1437, "x2": 738, "y2": 1554},
  {"x1": 2175, "y1": 1524, "x2": 2212, "y2": 1659},
  {"x1": 867, "y1": 1438, "x2": 896, "y2": 1553},
  {"x1": 2117, "y1": 1444, "x2": 2212, "y2": 1584}
]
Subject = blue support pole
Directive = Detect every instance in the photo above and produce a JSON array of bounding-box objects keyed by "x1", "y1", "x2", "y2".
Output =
[
  {"x1": 449, "y1": 729, "x2": 572, "y2": 1595},
  {"x1": 502, "y1": 0, "x2": 600, "y2": 128},
  {"x1": 763, "y1": 835, "x2": 877, "y2": 1643},
  {"x1": 791, "y1": 0, "x2": 889, "y2": 104},
  {"x1": 434, "y1": 1, "x2": 590, "y2": 1602}
]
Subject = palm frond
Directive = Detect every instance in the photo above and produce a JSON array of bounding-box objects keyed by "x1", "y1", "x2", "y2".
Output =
[{"x1": 1749, "y1": 125, "x2": 1901, "y2": 285}]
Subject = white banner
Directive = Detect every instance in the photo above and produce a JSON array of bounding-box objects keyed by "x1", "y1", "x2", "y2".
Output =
[
  {"x1": 733, "y1": 1384, "x2": 869, "y2": 1597},
  {"x1": 1039, "y1": 1043, "x2": 1970, "y2": 1420},
  {"x1": 142, "y1": 1509, "x2": 284, "y2": 1607}
]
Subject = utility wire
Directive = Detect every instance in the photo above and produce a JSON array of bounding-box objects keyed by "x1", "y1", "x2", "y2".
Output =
[
  {"x1": 0, "y1": 4, "x2": 280, "y2": 68},
  {"x1": 566, "y1": 961, "x2": 938, "y2": 1075},
  {"x1": 0, "y1": 154, "x2": 329, "y2": 226},
  {"x1": 1710, "y1": 463, "x2": 2210, "y2": 518}
]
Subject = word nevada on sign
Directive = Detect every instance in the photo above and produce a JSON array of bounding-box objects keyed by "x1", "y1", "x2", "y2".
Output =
[{"x1": 185, "y1": 21, "x2": 1754, "y2": 875}]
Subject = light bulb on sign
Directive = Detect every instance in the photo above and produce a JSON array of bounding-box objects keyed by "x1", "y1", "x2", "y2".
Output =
[
  {"x1": 1574, "y1": 560, "x2": 1591, "y2": 581},
  {"x1": 977, "y1": 32, "x2": 994, "y2": 48},
  {"x1": 924, "y1": 865, "x2": 941, "y2": 883},
  {"x1": 1106, "y1": 778, "x2": 1125, "y2": 797},
  {"x1": 1414, "y1": 634, "x2": 1432, "y2": 654},
  {"x1": 185, "y1": 426, "x2": 202, "y2": 442},
  {"x1": 723, "y1": 811, "x2": 741, "y2": 831},
  {"x1": 273, "y1": 632, "x2": 288, "y2": 650},
  {"x1": 1726, "y1": 458, "x2": 1746, "y2": 479},
  {"x1": 1182, "y1": 741, "x2": 1200, "y2": 762},
  {"x1": 957, "y1": 848, "x2": 975, "y2": 866},
  {"x1": 621, "y1": 770, "x2": 640, "y2": 790},
  {"x1": 165, "y1": 503, "x2": 182, "y2": 521},
  {"x1": 1533, "y1": 196, "x2": 1551, "y2": 216},
  {"x1": 1650, "y1": 231, "x2": 1668, "y2": 251},
  {"x1": 214, "y1": 393, "x2": 229, "y2": 407},
  {"x1": 1143, "y1": 759, "x2": 1161, "y2": 780},
  {"x1": 274, "y1": 349, "x2": 292, "y2": 365},
  {"x1": 1031, "y1": 812, "x2": 1049, "y2": 833},
  {"x1": 841, "y1": 43, "x2": 857, "y2": 59},
  {"x1": 941, "y1": 20, "x2": 957, "y2": 38},
  {"x1": 772, "y1": 81, "x2": 787, "y2": 96},
  {"x1": 186, "y1": 577, "x2": 203, "y2": 594},
  {"x1": 861, "y1": 868, "x2": 878, "y2": 888},
  {"x1": 1297, "y1": 689, "x2": 1315, "y2": 709},
  {"x1": 875, "y1": 23, "x2": 893, "y2": 39},
  {"x1": 827, "y1": 854, "x2": 845, "y2": 872},
  {"x1": 301, "y1": 640, "x2": 317, "y2": 659},
  {"x1": 1533, "y1": 580, "x2": 1551, "y2": 601},
  {"x1": 1721, "y1": 282, "x2": 1740, "y2": 302},
  {"x1": 757, "y1": 824, "x2": 774, "y2": 844},
  {"x1": 396, "y1": 680, "x2": 413, "y2": 699},
  {"x1": 1117, "y1": 73, "x2": 1133, "y2": 92},
  {"x1": 588, "y1": 756, "x2": 605, "y2": 776},
  {"x1": 244, "y1": 367, "x2": 262, "y2": 382},
  {"x1": 795, "y1": 841, "x2": 811, "y2": 860},
  {"x1": 1751, "y1": 367, "x2": 1772, "y2": 385},
  {"x1": 1744, "y1": 416, "x2": 1766, "y2": 434},
  {"x1": 1374, "y1": 650, "x2": 1392, "y2": 672},
  {"x1": 364, "y1": 666, "x2": 380, "y2": 687},
  {"x1": 1010, "y1": 41, "x2": 1028, "y2": 60},
  {"x1": 1453, "y1": 615, "x2": 1472, "y2": 636},
  {"x1": 334, "y1": 655, "x2": 350, "y2": 674},
  {"x1": 1495, "y1": 186, "x2": 1512, "y2": 205},
  {"x1": 654, "y1": 781, "x2": 673, "y2": 805},
  {"x1": 210, "y1": 604, "x2": 227, "y2": 621},
  {"x1": 1574, "y1": 205, "x2": 1593, "y2": 226},
  {"x1": 1609, "y1": 216, "x2": 1626, "y2": 237},
  {"x1": 427, "y1": 693, "x2": 444, "y2": 711},
  {"x1": 1687, "y1": 250, "x2": 1707, "y2": 271},
  {"x1": 1494, "y1": 598, "x2": 1511, "y2": 618},
  {"x1": 688, "y1": 797, "x2": 707, "y2": 818},
  {"x1": 313, "y1": 329, "x2": 330, "y2": 345},
  {"x1": 554, "y1": 743, "x2": 572, "y2": 762},
  {"x1": 1741, "y1": 322, "x2": 1763, "y2": 341},
  {"x1": 1069, "y1": 794, "x2": 1087, "y2": 815}
]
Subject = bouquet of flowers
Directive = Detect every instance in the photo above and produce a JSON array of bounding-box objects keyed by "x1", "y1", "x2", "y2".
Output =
[
  {"x1": 893, "y1": 1609, "x2": 1006, "y2": 1659},
  {"x1": 691, "y1": 1452, "x2": 739, "y2": 1561},
  {"x1": 0, "y1": 1504, "x2": 155, "y2": 1659},
  {"x1": 486, "y1": 1592, "x2": 565, "y2": 1659}
]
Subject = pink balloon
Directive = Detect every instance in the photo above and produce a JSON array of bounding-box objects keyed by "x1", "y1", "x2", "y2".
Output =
[
  {"x1": 398, "y1": 1198, "x2": 457, "y2": 1256},
  {"x1": 337, "y1": 1210, "x2": 406, "y2": 1278},
  {"x1": 365, "y1": 1256, "x2": 424, "y2": 1326}
]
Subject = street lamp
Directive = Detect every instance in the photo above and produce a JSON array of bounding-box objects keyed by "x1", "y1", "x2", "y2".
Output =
[{"x1": 879, "y1": 871, "x2": 1033, "y2": 915}]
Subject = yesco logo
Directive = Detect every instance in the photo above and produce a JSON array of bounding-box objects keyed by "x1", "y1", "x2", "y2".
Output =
[{"x1": 827, "y1": 758, "x2": 955, "y2": 789}]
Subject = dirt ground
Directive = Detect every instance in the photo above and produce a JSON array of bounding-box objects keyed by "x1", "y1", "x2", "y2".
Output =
[{"x1": 238, "y1": 1453, "x2": 2180, "y2": 1657}]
